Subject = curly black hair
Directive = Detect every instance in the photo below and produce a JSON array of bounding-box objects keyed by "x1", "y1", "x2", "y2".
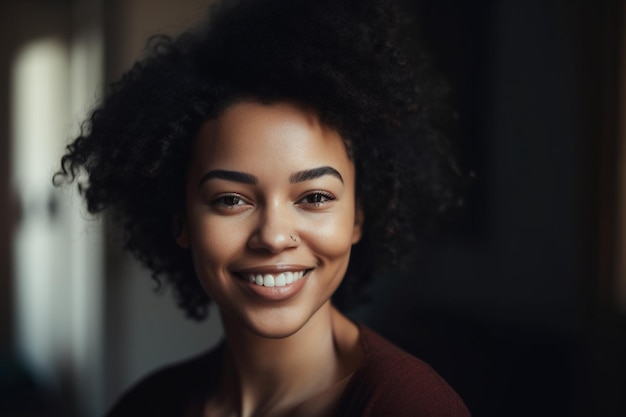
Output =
[{"x1": 55, "y1": 0, "x2": 460, "y2": 320}]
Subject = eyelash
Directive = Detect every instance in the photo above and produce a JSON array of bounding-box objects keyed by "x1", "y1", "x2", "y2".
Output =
[
  {"x1": 298, "y1": 191, "x2": 336, "y2": 206},
  {"x1": 210, "y1": 193, "x2": 248, "y2": 209},
  {"x1": 209, "y1": 191, "x2": 336, "y2": 211}
]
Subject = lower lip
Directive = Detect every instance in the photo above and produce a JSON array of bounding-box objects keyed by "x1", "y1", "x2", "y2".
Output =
[{"x1": 236, "y1": 272, "x2": 309, "y2": 301}]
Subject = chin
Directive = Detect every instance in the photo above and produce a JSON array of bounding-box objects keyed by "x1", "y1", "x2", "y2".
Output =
[
  {"x1": 225, "y1": 298, "x2": 333, "y2": 340},
  {"x1": 242, "y1": 309, "x2": 313, "y2": 339},
  {"x1": 246, "y1": 323, "x2": 303, "y2": 340}
]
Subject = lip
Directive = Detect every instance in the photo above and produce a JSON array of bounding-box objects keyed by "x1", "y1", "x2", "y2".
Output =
[
  {"x1": 232, "y1": 265, "x2": 313, "y2": 301},
  {"x1": 235, "y1": 264, "x2": 313, "y2": 274}
]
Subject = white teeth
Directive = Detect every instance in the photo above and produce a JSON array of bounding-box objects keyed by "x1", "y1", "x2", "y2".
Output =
[
  {"x1": 246, "y1": 270, "x2": 307, "y2": 287},
  {"x1": 275, "y1": 273, "x2": 286, "y2": 287}
]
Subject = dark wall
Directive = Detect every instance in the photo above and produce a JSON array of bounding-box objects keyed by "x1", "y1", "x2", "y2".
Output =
[{"x1": 352, "y1": 1, "x2": 626, "y2": 416}]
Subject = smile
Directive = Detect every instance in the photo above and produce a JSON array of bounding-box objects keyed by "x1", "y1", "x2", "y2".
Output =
[{"x1": 246, "y1": 270, "x2": 307, "y2": 287}]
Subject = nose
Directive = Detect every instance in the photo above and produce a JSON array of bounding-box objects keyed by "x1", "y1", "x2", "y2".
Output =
[{"x1": 247, "y1": 202, "x2": 299, "y2": 254}]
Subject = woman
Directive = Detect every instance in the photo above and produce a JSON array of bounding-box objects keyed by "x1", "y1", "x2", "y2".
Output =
[{"x1": 57, "y1": 0, "x2": 470, "y2": 415}]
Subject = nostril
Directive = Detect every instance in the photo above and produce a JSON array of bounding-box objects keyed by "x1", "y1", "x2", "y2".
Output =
[
  {"x1": 247, "y1": 230, "x2": 298, "y2": 253},
  {"x1": 247, "y1": 207, "x2": 298, "y2": 252}
]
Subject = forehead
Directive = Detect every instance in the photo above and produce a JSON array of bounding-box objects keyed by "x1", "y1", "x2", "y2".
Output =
[{"x1": 189, "y1": 101, "x2": 354, "y2": 180}]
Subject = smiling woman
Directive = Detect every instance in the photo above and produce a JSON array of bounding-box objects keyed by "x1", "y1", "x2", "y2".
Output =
[
  {"x1": 179, "y1": 101, "x2": 362, "y2": 340},
  {"x1": 55, "y1": 0, "x2": 470, "y2": 416}
]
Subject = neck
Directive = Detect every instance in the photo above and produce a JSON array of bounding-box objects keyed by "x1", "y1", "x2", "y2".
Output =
[{"x1": 216, "y1": 303, "x2": 359, "y2": 417}]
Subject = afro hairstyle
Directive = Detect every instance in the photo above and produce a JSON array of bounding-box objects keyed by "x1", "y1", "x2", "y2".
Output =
[{"x1": 56, "y1": 0, "x2": 460, "y2": 320}]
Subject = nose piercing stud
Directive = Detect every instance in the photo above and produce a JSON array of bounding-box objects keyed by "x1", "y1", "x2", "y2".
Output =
[{"x1": 290, "y1": 234, "x2": 297, "y2": 242}]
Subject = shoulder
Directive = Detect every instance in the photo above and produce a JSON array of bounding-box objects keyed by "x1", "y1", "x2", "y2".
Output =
[
  {"x1": 336, "y1": 326, "x2": 470, "y2": 417},
  {"x1": 105, "y1": 344, "x2": 222, "y2": 417}
]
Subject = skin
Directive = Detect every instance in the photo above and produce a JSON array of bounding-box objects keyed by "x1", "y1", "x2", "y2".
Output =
[{"x1": 177, "y1": 100, "x2": 364, "y2": 417}]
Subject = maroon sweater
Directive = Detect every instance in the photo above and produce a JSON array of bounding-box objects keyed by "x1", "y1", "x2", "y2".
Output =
[{"x1": 107, "y1": 325, "x2": 470, "y2": 416}]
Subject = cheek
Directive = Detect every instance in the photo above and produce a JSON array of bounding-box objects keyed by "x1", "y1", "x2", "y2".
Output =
[
  {"x1": 186, "y1": 215, "x2": 242, "y2": 278},
  {"x1": 188, "y1": 236, "x2": 238, "y2": 303},
  {"x1": 303, "y1": 211, "x2": 357, "y2": 259}
]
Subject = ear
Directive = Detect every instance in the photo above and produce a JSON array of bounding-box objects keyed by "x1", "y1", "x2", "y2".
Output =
[
  {"x1": 351, "y1": 205, "x2": 364, "y2": 244},
  {"x1": 173, "y1": 214, "x2": 190, "y2": 248}
]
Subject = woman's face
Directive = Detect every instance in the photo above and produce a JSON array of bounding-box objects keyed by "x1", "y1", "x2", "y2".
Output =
[{"x1": 178, "y1": 101, "x2": 362, "y2": 338}]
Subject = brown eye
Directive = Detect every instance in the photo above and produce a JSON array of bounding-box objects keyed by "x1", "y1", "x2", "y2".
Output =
[
  {"x1": 211, "y1": 194, "x2": 248, "y2": 209},
  {"x1": 298, "y1": 192, "x2": 335, "y2": 206},
  {"x1": 307, "y1": 194, "x2": 324, "y2": 203},
  {"x1": 221, "y1": 196, "x2": 243, "y2": 206}
]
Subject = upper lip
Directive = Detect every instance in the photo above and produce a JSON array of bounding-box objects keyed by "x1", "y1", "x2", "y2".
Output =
[{"x1": 234, "y1": 264, "x2": 313, "y2": 275}]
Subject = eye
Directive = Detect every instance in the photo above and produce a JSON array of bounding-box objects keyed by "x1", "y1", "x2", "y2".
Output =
[
  {"x1": 210, "y1": 194, "x2": 250, "y2": 210},
  {"x1": 297, "y1": 191, "x2": 336, "y2": 207}
]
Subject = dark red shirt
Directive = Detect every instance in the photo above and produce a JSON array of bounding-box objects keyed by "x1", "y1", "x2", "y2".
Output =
[{"x1": 107, "y1": 324, "x2": 470, "y2": 416}]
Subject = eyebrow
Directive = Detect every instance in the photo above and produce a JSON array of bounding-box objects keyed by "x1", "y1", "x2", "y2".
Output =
[
  {"x1": 198, "y1": 169, "x2": 258, "y2": 187},
  {"x1": 198, "y1": 165, "x2": 343, "y2": 187},
  {"x1": 289, "y1": 166, "x2": 343, "y2": 184}
]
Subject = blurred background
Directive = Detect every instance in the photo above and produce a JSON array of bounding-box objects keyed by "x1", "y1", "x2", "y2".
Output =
[{"x1": 0, "y1": 0, "x2": 625, "y2": 416}]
